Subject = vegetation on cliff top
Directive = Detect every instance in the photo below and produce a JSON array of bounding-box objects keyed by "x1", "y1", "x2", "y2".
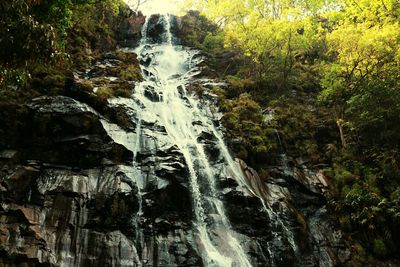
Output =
[{"x1": 0, "y1": 0, "x2": 142, "y2": 103}]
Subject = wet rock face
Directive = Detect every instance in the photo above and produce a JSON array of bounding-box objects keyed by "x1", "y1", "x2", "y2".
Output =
[
  {"x1": 145, "y1": 14, "x2": 166, "y2": 44},
  {"x1": 1, "y1": 167, "x2": 141, "y2": 264},
  {"x1": 0, "y1": 88, "x2": 350, "y2": 266},
  {"x1": 0, "y1": 96, "x2": 141, "y2": 267},
  {"x1": 143, "y1": 85, "x2": 163, "y2": 102},
  {"x1": 0, "y1": 96, "x2": 132, "y2": 168},
  {"x1": 27, "y1": 96, "x2": 133, "y2": 167},
  {"x1": 142, "y1": 14, "x2": 181, "y2": 45},
  {"x1": 228, "y1": 158, "x2": 352, "y2": 267},
  {"x1": 116, "y1": 10, "x2": 146, "y2": 47},
  {"x1": 0, "y1": 95, "x2": 202, "y2": 267}
]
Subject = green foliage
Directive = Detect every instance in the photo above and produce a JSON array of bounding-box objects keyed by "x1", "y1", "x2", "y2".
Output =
[
  {"x1": 202, "y1": 32, "x2": 225, "y2": 51},
  {"x1": 117, "y1": 65, "x2": 142, "y2": 81},
  {"x1": 76, "y1": 80, "x2": 94, "y2": 91},
  {"x1": 30, "y1": 0, "x2": 124, "y2": 47},
  {"x1": 95, "y1": 83, "x2": 132, "y2": 101},
  {"x1": 326, "y1": 154, "x2": 400, "y2": 260},
  {"x1": 332, "y1": 164, "x2": 354, "y2": 188},
  {"x1": 66, "y1": 0, "x2": 129, "y2": 71},
  {"x1": 314, "y1": 5, "x2": 400, "y2": 257},
  {"x1": 0, "y1": 0, "x2": 137, "y2": 109},
  {"x1": 96, "y1": 87, "x2": 114, "y2": 101},
  {"x1": 178, "y1": 10, "x2": 219, "y2": 48},
  {"x1": 31, "y1": 0, "x2": 74, "y2": 40},
  {"x1": 373, "y1": 238, "x2": 388, "y2": 258},
  {"x1": 318, "y1": 0, "x2": 400, "y2": 149},
  {"x1": 346, "y1": 78, "x2": 400, "y2": 148},
  {"x1": 0, "y1": 0, "x2": 118, "y2": 89},
  {"x1": 113, "y1": 85, "x2": 133, "y2": 98},
  {"x1": 225, "y1": 76, "x2": 256, "y2": 97},
  {"x1": 0, "y1": 69, "x2": 31, "y2": 90},
  {"x1": 186, "y1": 0, "x2": 327, "y2": 89},
  {"x1": 270, "y1": 98, "x2": 330, "y2": 161},
  {"x1": 221, "y1": 93, "x2": 276, "y2": 161},
  {"x1": 0, "y1": 1, "x2": 56, "y2": 67},
  {"x1": 348, "y1": 243, "x2": 367, "y2": 267}
]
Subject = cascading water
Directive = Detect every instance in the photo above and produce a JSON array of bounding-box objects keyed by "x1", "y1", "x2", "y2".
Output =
[
  {"x1": 132, "y1": 14, "x2": 253, "y2": 267},
  {"x1": 104, "y1": 12, "x2": 305, "y2": 267}
]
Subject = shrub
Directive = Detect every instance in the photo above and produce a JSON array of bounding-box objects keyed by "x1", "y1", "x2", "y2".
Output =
[
  {"x1": 221, "y1": 93, "x2": 277, "y2": 161},
  {"x1": 96, "y1": 87, "x2": 113, "y2": 101},
  {"x1": 113, "y1": 85, "x2": 132, "y2": 98},
  {"x1": 333, "y1": 164, "x2": 354, "y2": 188},
  {"x1": 373, "y1": 238, "x2": 388, "y2": 259},
  {"x1": 78, "y1": 80, "x2": 94, "y2": 91},
  {"x1": 119, "y1": 65, "x2": 142, "y2": 81},
  {"x1": 349, "y1": 243, "x2": 367, "y2": 267}
]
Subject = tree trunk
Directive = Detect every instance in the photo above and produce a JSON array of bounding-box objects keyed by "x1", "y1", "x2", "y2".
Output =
[{"x1": 336, "y1": 119, "x2": 347, "y2": 148}]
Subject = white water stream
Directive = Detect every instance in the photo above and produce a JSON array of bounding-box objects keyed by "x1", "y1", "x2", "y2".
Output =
[{"x1": 132, "y1": 14, "x2": 253, "y2": 267}]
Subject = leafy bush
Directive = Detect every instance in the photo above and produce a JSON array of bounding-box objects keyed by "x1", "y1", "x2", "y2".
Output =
[
  {"x1": 96, "y1": 87, "x2": 114, "y2": 101},
  {"x1": 373, "y1": 238, "x2": 388, "y2": 259},
  {"x1": 221, "y1": 93, "x2": 277, "y2": 162},
  {"x1": 118, "y1": 65, "x2": 142, "y2": 81}
]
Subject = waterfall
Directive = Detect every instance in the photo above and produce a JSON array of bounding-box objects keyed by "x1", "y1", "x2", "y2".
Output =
[
  {"x1": 132, "y1": 14, "x2": 253, "y2": 267},
  {"x1": 140, "y1": 16, "x2": 149, "y2": 46}
]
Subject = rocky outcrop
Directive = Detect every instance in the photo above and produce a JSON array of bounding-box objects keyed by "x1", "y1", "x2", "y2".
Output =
[
  {"x1": 224, "y1": 157, "x2": 351, "y2": 267},
  {"x1": 116, "y1": 10, "x2": 146, "y2": 47},
  {"x1": 145, "y1": 15, "x2": 167, "y2": 44},
  {"x1": 0, "y1": 96, "x2": 140, "y2": 266},
  {"x1": 0, "y1": 94, "x2": 202, "y2": 267}
]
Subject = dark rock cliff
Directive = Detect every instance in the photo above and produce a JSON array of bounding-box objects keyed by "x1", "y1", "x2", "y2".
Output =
[
  {"x1": 0, "y1": 12, "x2": 352, "y2": 267},
  {"x1": 0, "y1": 96, "x2": 138, "y2": 266},
  {"x1": 0, "y1": 96, "x2": 351, "y2": 267}
]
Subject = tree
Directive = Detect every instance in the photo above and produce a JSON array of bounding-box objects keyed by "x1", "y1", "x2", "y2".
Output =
[
  {"x1": 319, "y1": 4, "x2": 400, "y2": 148},
  {"x1": 0, "y1": 1, "x2": 55, "y2": 67},
  {"x1": 0, "y1": 0, "x2": 56, "y2": 88},
  {"x1": 132, "y1": 0, "x2": 151, "y2": 12},
  {"x1": 185, "y1": 0, "x2": 328, "y2": 89}
]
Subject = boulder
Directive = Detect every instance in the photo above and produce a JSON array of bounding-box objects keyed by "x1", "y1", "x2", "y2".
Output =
[
  {"x1": 143, "y1": 85, "x2": 163, "y2": 102},
  {"x1": 116, "y1": 11, "x2": 145, "y2": 47},
  {"x1": 146, "y1": 15, "x2": 166, "y2": 44}
]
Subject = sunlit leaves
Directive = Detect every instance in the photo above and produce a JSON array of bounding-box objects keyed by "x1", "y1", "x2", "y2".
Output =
[
  {"x1": 342, "y1": 0, "x2": 400, "y2": 24},
  {"x1": 326, "y1": 22, "x2": 399, "y2": 81},
  {"x1": 185, "y1": 0, "x2": 331, "y2": 88},
  {"x1": 317, "y1": 0, "x2": 400, "y2": 150}
]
